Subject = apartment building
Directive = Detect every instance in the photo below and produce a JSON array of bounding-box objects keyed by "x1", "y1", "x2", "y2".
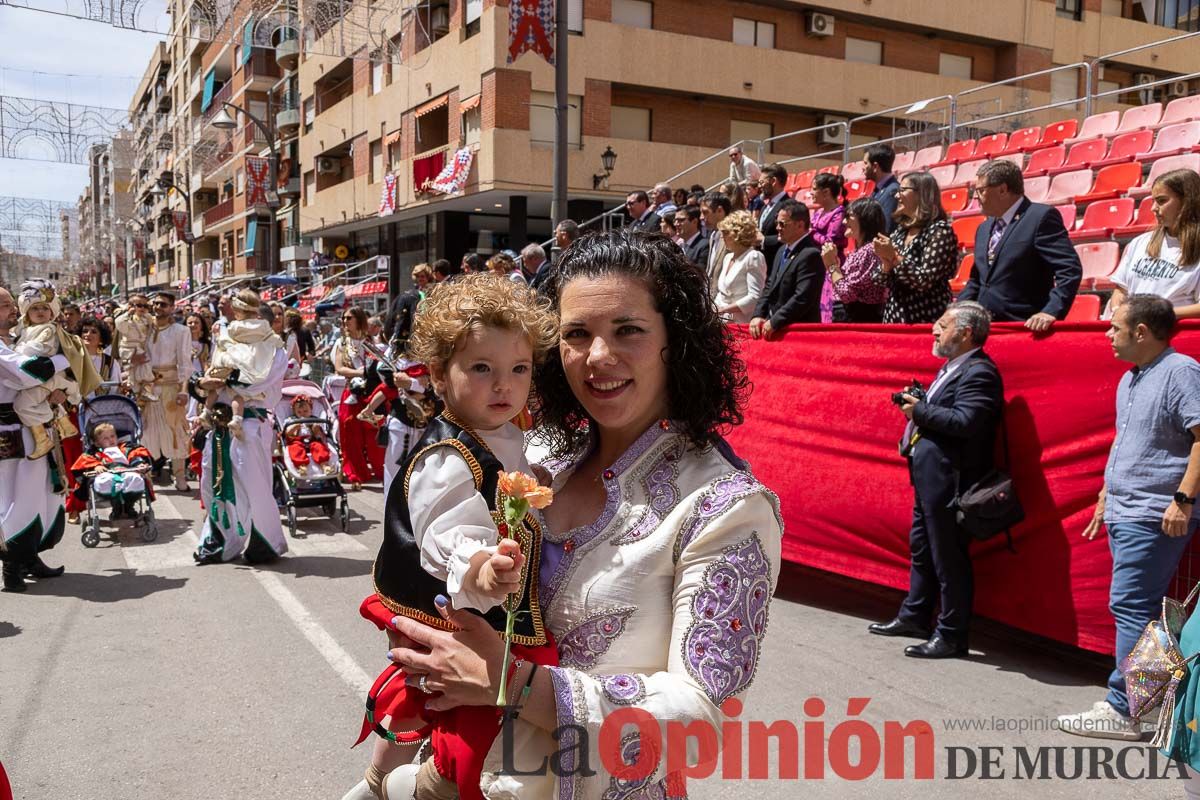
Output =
[
  {"x1": 77, "y1": 135, "x2": 136, "y2": 296},
  {"x1": 292, "y1": 0, "x2": 1198, "y2": 278}
]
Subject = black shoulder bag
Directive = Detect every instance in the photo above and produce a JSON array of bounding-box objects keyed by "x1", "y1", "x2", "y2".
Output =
[{"x1": 954, "y1": 406, "x2": 1024, "y2": 552}]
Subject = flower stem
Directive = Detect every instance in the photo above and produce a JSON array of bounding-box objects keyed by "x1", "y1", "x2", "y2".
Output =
[{"x1": 495, "y1": 500, "x2": 528, "y2": 706}]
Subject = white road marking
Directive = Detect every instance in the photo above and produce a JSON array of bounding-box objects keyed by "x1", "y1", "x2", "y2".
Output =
[{"x1": 252, "y1": 569, "x2": 374, "y2": 695}]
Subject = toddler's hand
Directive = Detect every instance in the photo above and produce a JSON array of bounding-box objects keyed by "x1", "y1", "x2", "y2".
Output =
[{"x1": 474, "y1": 538, "x2": 525, "y2": 597}]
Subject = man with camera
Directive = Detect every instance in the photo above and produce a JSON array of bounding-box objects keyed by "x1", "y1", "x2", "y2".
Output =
[{"x1": 869, "y1": 301, "x2": 1004, "y2": 659}]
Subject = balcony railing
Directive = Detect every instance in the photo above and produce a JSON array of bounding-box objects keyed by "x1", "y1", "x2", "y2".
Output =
[
  {"x1": 203, "y1": 197, "x2": 234, "y2": 226},
  {"x1": 244, "y1": 50, "x2": 282, "y2": 83},
  {"x1": 202, "y1": 81, "x2": 233, "y2": 123}
]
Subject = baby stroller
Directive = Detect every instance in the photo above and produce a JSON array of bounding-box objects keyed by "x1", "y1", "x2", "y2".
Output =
[
  {"x1": 75, "y1": 392, "x2": 158, "y2": 548},
  {"x1": 272, "y1": 379, "x2": 349, "y2": 536}
]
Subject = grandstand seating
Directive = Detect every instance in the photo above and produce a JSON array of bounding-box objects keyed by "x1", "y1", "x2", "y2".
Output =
[
  {"x1": 1112, "y1": 197, "x2": 1156, "y2": 238},
  {"x1": 950, "y1": 253, "x2": 975, "y2": 293},
  {"x1": 934, "y1": 139, "x2": 977, "y2": 167},
  {"x1": 1056, "y1": 204, "x2": 1077, "y2": 229},
  {"x1": 952, "y1": 216, "x2": 986, "y2": 251},
  {"x1": 1158, "y1": 95, "x2": 1200, "y2": 128},
  {"x1": 1092, "y1": 130, "x2": 1154, "y2": 168},
  {"x1": 941, "y1": 187, "x2": 970, "y2": 214},
  {"x1": 1035, "y1": 119, "x2": 1080, "y2": 150},
  {"x1": 974, "y1": 133, "x2": 1009, "y2": 159},
  {"x1": 1048, "y1": 138, "x2": 1108, "y2": 175},
  {"x1": 1064, "y1": 294, "x2": 1103, "y2": 321},
  {"x1": 1003, "y1": 126, "x2": 1043, "y2": 154},
  {"x1": 1130, "y1": 153, "x2": 1200, "y2": 197},
  {"x1": 845, "y1": 179, "x2": 875, "y2": 202},
  {"x1": 1025, "y1": 146, "x2": 1066, "y2": 177},
  {"x1": 1076, "y1": 242, "x2": 1120, "y2": 290},
  {"x1": 1044, "y1": 169, "x2": 1093, "y2": 205},
  {"x1": 842, "y1": 161, "x2": 866, "y2": 182},
  {"x1": 1138, "y1": 121, "x2": 1200, "y2": 160},
  {"x1": 1070, "y1": 198, "x2": 1135, "y2": 241},
  {"x1": 1074, "y1": 162, "x2": 1143, "y2": 204},
  {"x1": 1116, "y1": 102, "x2": 1162, "y2": 132},
  {"x1": 1066, "y1": 111, "x2": 1120, "y2": 145}
]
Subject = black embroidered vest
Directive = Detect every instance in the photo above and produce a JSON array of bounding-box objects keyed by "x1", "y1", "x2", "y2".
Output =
[{"x1": 373, "y1": 414, "x2": 547, "y2": 646}]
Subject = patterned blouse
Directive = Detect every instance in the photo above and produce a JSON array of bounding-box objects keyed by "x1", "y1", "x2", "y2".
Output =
[
  {"x1": 871, "y1": 217, "x2": 959, "y2": 324},
  {"x1": 831, "y1": 244, "x2": 889, "y2": 306}
]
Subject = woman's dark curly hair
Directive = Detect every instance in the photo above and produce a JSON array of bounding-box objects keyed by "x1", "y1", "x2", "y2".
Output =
[
  {"x1": 78, "y1": 316, "x2": 113, "y2": 349},
  {"x1": 536, "y1": 229, "x2": 750, "y2": 459}
]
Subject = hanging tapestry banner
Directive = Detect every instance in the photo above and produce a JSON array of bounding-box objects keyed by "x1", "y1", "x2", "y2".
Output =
[
  {"x1": 245, "y1": 157, "x2": 270, "y2": 206},
  {"x1": 508, "y1": 0, "x2": 554, "y2": 65}
]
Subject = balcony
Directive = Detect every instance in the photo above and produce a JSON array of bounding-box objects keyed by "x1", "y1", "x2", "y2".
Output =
[
  {"x1": 276, "y1": 37, "x2": 300, "y2": 71},
  {"x1": 243, "y1": 50, "x2": 282, "y2": 91},
  {"x1": 276, "y1": 106, "x2": 300, "y2": 135},
  {"x1": 279, "y1": 176, "x2": 301, "y2": 197},
  {"x1": 203, "y1": 197, "x2": 234, "y2": 226},
  {"x1": 202, "y1": 81, "x2": 232, "y2": 123},
  {"x1": 190, "y1": 70, "x2": 203, "y2": 100},
  {"x1": 155, "y1": 82, "x2": 171, "y2": 111}
]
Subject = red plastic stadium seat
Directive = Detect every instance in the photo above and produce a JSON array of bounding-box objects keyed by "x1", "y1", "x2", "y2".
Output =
[
  {"x1": 952, "y1": 198, "x2": 982, "y2": 219},
  {"x1": 991, "y1": 154, "x2": 1025, "y2": 170},
  {"x1": 1043, "y1": 169, "x2": 1093, "y2": 206},
  {"x1": 953, "y1": 159, "x2": 988, "y2": 189},
  {"x1": 1066, "y1": 111, "x2": 1120, "y2": 145},
  {"x1": 1116, "y1": 102, "x2": 1163, "y2": 133},
  {"x1": 845, "y1": 178, "x2": 875, "y2": 202},
  {"x1": 951, "y1": 253, "x2": 975, "y2": 294},
  {"x1": 934, "y1": 139, "x2": 977, "y2": 167},
  {"x1": 1048, "y1": 138, "x2": 1108, "y2": 175},
  {"x1": 1136, "y1": 121, "x2": 1200, "y2": 161},
  {"x1": 941, "y1": 187, "x2": 970, "y2": 214},
  {"x1": 892, "y1": 151, "x2": 916, "y2": 174},
  {"x1": 1112, "y1": 197, "x2": 1156, "y2": 238},
  {"x1": 1032, "y1": 119, "x2": 1079, "y2": 150},
  {"x1": 1064, "y1": 294, "x2": 1102, "y2": 322},
  {"x1": 1024, "y1": 146, "x2": 1066, "y2": 177},
  {"x1": 1075, "y1": 241, "x2": 1120, "y2": 290},
  {"x1": 911, "y1": 145, "x2": 944, "y2": 171},
  {"x1": 795, "y1": 170, "x2": 817, "y2": 190},
  {"x1": 1157, "y1": 95, "x2": 1200, "y2": 128},
  {"x1": 1056, "y1": 204, "x2": 1077, "y2": 230},
  {"x1": 1070, "y1": 198, "x2": 1135, "y2": 241},
  {"x1": 1090, "y1": 129, "x2": 1155, "y2": 169},
  {"x1": 784, "y1": 174, "x2": 804, "y2": 195},
  {"x1": 842, "y1": 161, "x2": 866, "y2": 182},
  {"x1": 1129, "y1": 153, "x2": 1200, "y2": 198},
  {"x1": 1002, "y1": 126, "x2": 1043, "y2": 154},
  {"x1": 951, "y1": 215, "x2": 986, "y2": 252},
  {"x1": 1024, "y1": 175, "x2": 1051, "y2": 203},
  {"x1": 928, "y1": 164, "x2": 958, "y2": 187},
  {"x1": 817, "y1": 165, "x2": 840, "y2": 176},
  {"x1": 1073, "y1": 163, "x2": 1143, "y2": 205},
  {"x1": 974, "y1": 133, "x2": 1009, "y2": 159}
]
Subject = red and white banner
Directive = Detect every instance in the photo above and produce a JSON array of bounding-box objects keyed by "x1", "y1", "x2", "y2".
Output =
[
  {"x1": 172, "y1": 211, "x2": 191, "y2": 244},
  {"x1": 508, "y1": 0, "x2": 554, "y2": 65},
  {"x1": 428, "y1": 148, "x2": 474, "y2": 196},
  {"x1": 246, "y1": 156, "x2": 270, "y2": 206},
  {"x1": 379, "y1": 173, "x2": 397, "y2": 216}
]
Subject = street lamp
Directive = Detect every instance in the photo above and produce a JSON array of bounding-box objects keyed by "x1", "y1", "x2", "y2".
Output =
[
  {"x1": 593, "y1": 145, "x2": 618, "y2": 190},
  {"x1": 155, "y1": 172, "x2": 195, "y2": 295},
  {"x1": 209, "y1": 101, "x2": 279, "y2": 277}
]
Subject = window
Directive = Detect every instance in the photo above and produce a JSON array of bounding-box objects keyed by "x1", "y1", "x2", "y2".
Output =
[
  {"x1": 612, "y1": 0, "x2": 652, "y2": 29},
  {"x1": 1100, "y1": 0, "x2": 1123, "y2": 14},
  {"x1": 1056, "y1": 0, "x2": 1083, "y2": 19},
  {"x1": 1155, "y1": 0, "x2": 1200, "y2": 31},
  {"x1": 301, "y1": 168, "x2": 312, "y2": 205},
  {"x1": 463, "y1": 107, "x2": 481, "y2": 147},
  {"x1": 235, "y1": 168, "x2": 245, "y2": 195},
  {"x1": 939, "y1": 53, "x2": 973, "y2": 80},
  {"x1": 845, "y1": 37, "x2": 882, "y2": 65},
  {"x1": 730, "y1": 120, "x2": 772, "y2": 152},
  {"x1": 1051, "y1": 69, "x2": 1079, "y2": 104},
  {"x1": 530, "y1": 91, "x2": 581, "y2": 146},
  {"x1": 732, "y1": 18, "x2": 774, "y2": 48},
  {"x1": 371, "y1": 61, "x2": 384, "y2": 95},
  {"x1": 568, "y1": 0, "x2": 583, "y2": 32},
  {"x1": 465, "y1": 0, "x2": 482, "y2": 36},
  {"x1": 611, "y1": 105, "x2": 651, "y2": 140},
  {"x1": 369, "y1": 138, "x2": 383, "y2": 183},
  {"x1": 1097, "y1": 79, "x2": 1121, "y2": 96}
]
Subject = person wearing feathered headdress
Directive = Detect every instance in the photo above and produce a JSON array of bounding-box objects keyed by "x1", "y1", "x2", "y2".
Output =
[{"x1": 12, "y1": 280, "x2": 100, "y2": 459}]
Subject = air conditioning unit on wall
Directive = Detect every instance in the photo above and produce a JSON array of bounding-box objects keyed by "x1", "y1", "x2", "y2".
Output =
[
  {"x1": 806, "y1": 12, "x2": 834, "y2": 37},
  {"x1": 818, "y1": 115, "x2": 848, "y2": 146},
  {"x1": 316, "y1": 157, "x2": 338, "y2": 174},
  {"x1": 1169, "y1": 79, "x2": 1191, "y2": 97}
]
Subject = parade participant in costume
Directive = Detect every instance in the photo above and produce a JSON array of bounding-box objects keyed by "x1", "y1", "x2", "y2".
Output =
[
  {"x1": 200, "y1": 290, "x2": 283, "y2": 439},
  {"x1": 114, "y1": 295, "x2": 156, "y2": 402},
  {"x1": 373, "y1": 231, "x2": 783, "y2": 799},
  {"x1": 141, "y1": 292, "x2": 193, "y2": 491},
  {"x1": 69, "y1": 422, "x2": 153, "y2": 521},
  {"x1": 0, "y1": 286, "x2": 74, "y2": 593},
  {"x1": 333, "y1": 306, "x2": 384, "y2": 490},
  {"x1": 284, "y1": 395, "x2": 334, "y2": 473},
  {"x1": 184, "y1": 312, "x2": 212, "y2": 482},
  {"x1": 349, "y1": 273, "x2": 559, "y2": 800},
  {"x1": 192, "y1": 336, "x2": 288, "y2": 565},
  {"x1": 12, "y1": 281, "x2": 99, "y2": 459},
  {"x1": 356, "y1": 361, "x2": 434, "y2": 496}
]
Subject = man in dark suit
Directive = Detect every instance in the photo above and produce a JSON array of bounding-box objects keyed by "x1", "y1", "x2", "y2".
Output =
[
  {"x1": 676, "y1": 206, "x2": 709, "y2": 269},
  {"x1": 625, "y1": 191, "x2": 660, "y2": 234},
  {"x1": 869, "y1": 301, "x2": 1004, "y2": 658},
  {"x1": 749, "y1": 200, "x2": 824, "y2": 340},
  {"x1": 756, "y1": 163, "x2": 791, "y2": 271},
  {"x1": 864, "y1": 143, "x2": 901, "y2": 233},
  {"x1": 959, "y1": 160, "x2": 1082, "y2": 332}
]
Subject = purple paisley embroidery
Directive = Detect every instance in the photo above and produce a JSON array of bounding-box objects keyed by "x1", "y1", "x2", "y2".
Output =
[
  {"x1": 558, "y1": 607, "x2": 637, "y2": 670},
  {"x1": 551, "y1": 667, "x2": 582, "y2": 800},
  {"x1": 672, "y1": 471, "x2": 761, "y2": 564},
  {"x1": 614, "y1": 440, "x2": 685, "y2": 546},
  {"x1": 683, "y1": 535, "x2": 771, "y2": 705},
  {"x1": 602, "y1": 733, "x2": 666, "y2": 800},
  {"x1": 601, "y1": 673, "x2": 646, "y2": 706}
]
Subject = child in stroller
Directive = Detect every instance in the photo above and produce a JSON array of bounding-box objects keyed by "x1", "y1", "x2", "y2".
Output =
[
  {"x1": 284, "y1": 394, "x2": 336, "y2": 476},
  {"x1": 70, "y1": 423, "x2": 153, "y2": 522}
]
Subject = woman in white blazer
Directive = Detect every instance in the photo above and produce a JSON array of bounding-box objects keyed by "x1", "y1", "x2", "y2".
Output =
[{"x1": 714, "y1": 210, "x2": 768, "y2": 324}]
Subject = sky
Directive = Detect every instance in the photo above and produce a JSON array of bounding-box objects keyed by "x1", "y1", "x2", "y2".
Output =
[{"x1": 0, "y1": 3, "x2": 167, "y2": 205}]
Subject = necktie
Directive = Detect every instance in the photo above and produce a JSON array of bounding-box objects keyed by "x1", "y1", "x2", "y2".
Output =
[{"x1": 987, "y1": 218, "x2": 1008, "y2": 262}]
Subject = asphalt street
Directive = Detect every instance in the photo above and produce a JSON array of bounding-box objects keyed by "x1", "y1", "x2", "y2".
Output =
[{"x1": 1, "y1": 482, "x2": 1180, "y2": 799}]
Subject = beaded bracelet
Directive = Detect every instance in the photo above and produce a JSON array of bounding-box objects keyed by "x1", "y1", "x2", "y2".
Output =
[
  {"x1": 510, "y1": 663, "x2": 539, "y2": 721},
  {"x1": 504, "y1": 658, "x2": 526, "y2": 707}
]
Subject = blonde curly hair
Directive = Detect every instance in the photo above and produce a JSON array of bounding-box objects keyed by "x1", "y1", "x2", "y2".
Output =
[
  {"x1": 718, "y1": 210, "x2": 759, "y2": 248},
  {"x1": 405, "y1": 272, "x2": 558, "y2": 368}
]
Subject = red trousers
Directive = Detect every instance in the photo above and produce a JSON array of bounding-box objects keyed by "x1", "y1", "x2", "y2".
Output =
[
  {"x1": 337, "y1": 390, "x2": 383, "y2": 483},
  {"x1": 287, "y1": 438, "x2": 331, "y2": 465},
  {"x1": 359, "y1": 594, "x2": 558, "y2": 800},
  {"x1": 63, "y1": 408, "x2": 85, "y2": 514}
]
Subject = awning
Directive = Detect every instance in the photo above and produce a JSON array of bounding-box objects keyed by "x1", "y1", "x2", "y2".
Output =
[
  {"x1": 459, "y1": 94, "x2": 481, "y2": 113},
  {"x1": 384, "y1": 128, "x2": 402, "y2": 147},
  {"x1": 241, "y1": 19, "x2": 253, "y2": 64},
  {"x1": 201, "y1": 69, "x2": 216, "y2": 112},
  {"x1": 244, "y1": 219, "x2": 258, "y2": 253},
  {"x1": 415, "y1": 94, "x2": 449, "y2": 118}
]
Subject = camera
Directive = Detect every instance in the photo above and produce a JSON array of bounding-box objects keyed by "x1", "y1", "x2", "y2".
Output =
[{"x1": 891, "y1": 380, "x2": 927, "y2": 407}]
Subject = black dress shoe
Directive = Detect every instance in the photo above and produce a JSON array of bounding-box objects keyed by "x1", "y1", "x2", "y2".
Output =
[
  {"x1": 24, "y1": 556, "x2": 65, "y2": 579},
  {"x1": 868, "y1": 618, "x2": 931, "y2": 638},
  {"x1": 2, "y1": 561, "x2": 27, "y2": 592},
  {"x1": 905, "y1": 635, "x2": 969, "y2": 659}
]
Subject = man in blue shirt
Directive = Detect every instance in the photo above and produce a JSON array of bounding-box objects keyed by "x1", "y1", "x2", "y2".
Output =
[
  {"x1": 863, "y1": 143, "x2": 900, "y2": 234},
  {"x1": 1058, "y1": 295, "x2": 1200, "y2": 740}
]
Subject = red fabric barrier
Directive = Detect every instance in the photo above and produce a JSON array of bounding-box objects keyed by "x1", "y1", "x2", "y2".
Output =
[{"x1": 725, "y1": 321, "x2": 1200, "y2": 654}]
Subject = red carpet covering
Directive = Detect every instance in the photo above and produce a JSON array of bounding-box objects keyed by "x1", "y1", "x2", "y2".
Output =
[{"x1": 726, "y1": 321, "x2": 1200, "y2": 654}]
